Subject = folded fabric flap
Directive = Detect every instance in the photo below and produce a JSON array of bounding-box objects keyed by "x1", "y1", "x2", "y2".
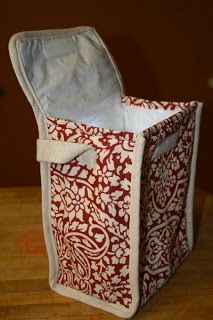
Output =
[
  {"x1": 9, "y1": 27, "x2": 124, "y2": 130},
  {"x1": 37, "y1": 139, "x2": 97, "y2": 169}
]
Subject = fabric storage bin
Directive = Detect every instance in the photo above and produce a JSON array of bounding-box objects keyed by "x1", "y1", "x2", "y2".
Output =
[{"x1": 9, "y1": 27, "x2": 202, "y2": 318}]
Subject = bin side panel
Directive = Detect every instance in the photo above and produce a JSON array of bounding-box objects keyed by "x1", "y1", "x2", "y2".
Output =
[{"x1": 139, "y1": 107, "x2": 195, "y2": 305}]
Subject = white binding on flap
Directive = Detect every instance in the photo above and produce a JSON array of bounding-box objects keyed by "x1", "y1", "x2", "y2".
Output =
[
  {"x1": 9, "y1": 26, "x2": 181, "y2": 133},
  {"x1": 14, "y1": 28, "x2": 124, "y2": 130}
]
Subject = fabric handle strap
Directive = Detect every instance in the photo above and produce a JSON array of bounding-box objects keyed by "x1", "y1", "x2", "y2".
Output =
[{"x1": 37, "y1": 139, "x2": 97, "y2": 169}]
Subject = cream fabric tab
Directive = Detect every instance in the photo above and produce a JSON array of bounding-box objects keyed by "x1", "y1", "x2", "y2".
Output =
[{"x1": 37, "y1": 139, "x2": 97, "y2": 169}]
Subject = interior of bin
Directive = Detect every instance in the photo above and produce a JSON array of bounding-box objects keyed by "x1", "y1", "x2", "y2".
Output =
[{"x1": 17, "y1": 29, "x2": 181, "y2": 132}]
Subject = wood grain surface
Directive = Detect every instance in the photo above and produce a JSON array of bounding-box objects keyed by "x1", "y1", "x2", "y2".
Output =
[{"x1": 0, "y1": 187, "x2": 212, "y2": 320}]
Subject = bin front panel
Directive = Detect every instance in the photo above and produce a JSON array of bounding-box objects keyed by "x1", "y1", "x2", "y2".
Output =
[{"x1": 47, "y1": 117, "x2": 138, "y2": 307}]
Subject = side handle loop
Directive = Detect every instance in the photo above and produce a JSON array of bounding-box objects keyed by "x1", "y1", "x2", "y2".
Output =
[{"x1": 37, "y1": 139, "x2": 97, "y2": 169}]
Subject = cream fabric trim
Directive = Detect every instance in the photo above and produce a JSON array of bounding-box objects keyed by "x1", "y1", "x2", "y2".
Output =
[
  {"x1": 37, "y1": 116, "x2": 59, "y2": 290},
  {"x1": 37, "y1": 139, "x2": 97, "y2": 169},
  {"x1": 185, "y1": 103, "x2": 203, "y2": 250},
  {"x1": 128, "y1": 134, "x2": 145, "y2": 316}
]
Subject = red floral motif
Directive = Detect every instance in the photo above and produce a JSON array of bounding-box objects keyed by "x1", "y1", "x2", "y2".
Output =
[
  {"x1": 123, "y1": 97, "x2": 196, "y2": 305},
  {"x1": 47, "y1": 96, "x2": 197, "y2": 309},
  {"x1": 122, "y1": 95, "x2": 197, "y2": 111},
  {"x1": 47, "y1": 117, "x2": 136, "y2": 307}
]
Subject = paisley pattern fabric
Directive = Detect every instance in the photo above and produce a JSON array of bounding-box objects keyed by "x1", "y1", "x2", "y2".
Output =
[
  {"x1": 47, "y1": 118, "x2": 137, "y2": 306},
  {"x1": 124, "y1": 97, "x2": 196, "y2": 305},
  {"x1": 47, "y1": 96, "x2": 197, "y2": 309}
]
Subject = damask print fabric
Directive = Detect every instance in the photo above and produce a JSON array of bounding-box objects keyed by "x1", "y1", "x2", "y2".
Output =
[
  {"x1": 47, "y1": 118, "x2": 137, "y2": 306},
  {"x1": 9, "y1": 27, "x2": 202, "y2": 318},
  {"x1": 47, "y1": 98, "x2": 197, "y2": 309},
  {"x1": 137, "y1": 100, "x2": 196, "y2": 305}
]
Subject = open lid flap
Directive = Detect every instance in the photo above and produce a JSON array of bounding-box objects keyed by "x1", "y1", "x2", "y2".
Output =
[{"x1": 9, "y1": 27, "x2": 125, "y2": 129}]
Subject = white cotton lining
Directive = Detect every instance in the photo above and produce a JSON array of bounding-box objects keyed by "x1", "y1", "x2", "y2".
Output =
[{"x1": 17, "y1": 29, "x2": 180, "y2": 133}]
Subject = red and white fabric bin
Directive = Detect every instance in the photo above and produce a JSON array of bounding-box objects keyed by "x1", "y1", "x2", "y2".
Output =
[{"x1": 9, "y1": 27, "x2": 202, "y2": 318}]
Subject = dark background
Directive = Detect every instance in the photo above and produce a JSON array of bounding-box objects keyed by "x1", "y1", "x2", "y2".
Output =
[{"x1": 1, "y1": 0, "x2": 212, "y2": 192}]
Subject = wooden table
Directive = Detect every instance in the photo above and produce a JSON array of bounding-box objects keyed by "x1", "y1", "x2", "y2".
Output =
[{"x1": 0, "y1": 187, "x2": 212, "y2": 320}]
